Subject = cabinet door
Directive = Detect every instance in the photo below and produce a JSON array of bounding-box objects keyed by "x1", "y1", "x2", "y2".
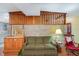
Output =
[
  {"x1": 14, "y1": 38, "x2": 24, "y2": 50},
  {"x1": 34, "y1": 16, "x2": 40, "y2": 24},
  {"x1": 4, "y1": 38, "x2": 14, "y2": 49},
  {"x1": 27, "y1": 16, "x2": 33, "y2": 24}
]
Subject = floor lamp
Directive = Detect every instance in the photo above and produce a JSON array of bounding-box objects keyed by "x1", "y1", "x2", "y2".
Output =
[
  {"x1": 55, "y1": 29, "x2": 63, "y2": 44},
  {"x1": 55, "y1": 29, "x2": 67, "y2": 55},
  {"x1": 55, "y1": 29, "x2": 63, "y2": 54}
]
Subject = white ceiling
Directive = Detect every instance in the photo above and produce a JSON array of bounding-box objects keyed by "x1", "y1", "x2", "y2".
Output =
[{"x1": 0, "y1": 3, "x2": 79, "y2": 23}]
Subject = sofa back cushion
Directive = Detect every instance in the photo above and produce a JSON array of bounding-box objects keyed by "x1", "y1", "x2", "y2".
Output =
[
  {"x1": 27, "y1": 37, "x2": 36, "y2": 45},
  {"x1": 27, "y1": 36, "x2": 50, "y2": 44}
]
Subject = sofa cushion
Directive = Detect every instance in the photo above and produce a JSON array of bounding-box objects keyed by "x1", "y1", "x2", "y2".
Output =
[
  {"x1": 25, "y1": 44, "x2": 45, "y2": 49},
  {"x1": 26, "y1": 36, "x2": 56, "y2": 50},
  {"x1": 27, "y1": 37, "x2": 36, "y2": 44},
  {"x1": 25, "y1": 43, "x2": 56, "y2": 50},
  {"x1": 35, "y1": 37, "x2": 43, "y2": 44}
]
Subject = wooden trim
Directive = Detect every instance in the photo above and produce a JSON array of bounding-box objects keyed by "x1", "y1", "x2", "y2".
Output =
[
  {"x1": 40, "y1": 11, "x2": 66, "y2": 14},
  {"x1": 64, "y1": 13, "x2": 66, "y2": 24}
]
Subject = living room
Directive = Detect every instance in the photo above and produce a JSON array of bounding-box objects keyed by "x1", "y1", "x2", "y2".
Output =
[{"x1": 0, "y1": 3, "x2": 79, "y2": 56}]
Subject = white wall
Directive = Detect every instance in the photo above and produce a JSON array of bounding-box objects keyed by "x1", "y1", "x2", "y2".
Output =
[
  {"x1": 24, "y1": 25, "x2": 65, "y2": 36},
  {"x1": 11, "y1": 25, "x2": 66, "y2": 36}
]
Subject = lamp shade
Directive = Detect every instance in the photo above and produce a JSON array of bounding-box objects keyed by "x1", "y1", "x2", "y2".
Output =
[{"x1": 55, "y1": 29, "x2": 62, "y2": 34}]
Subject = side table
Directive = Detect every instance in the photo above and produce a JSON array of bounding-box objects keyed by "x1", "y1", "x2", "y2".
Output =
[{"x1": 57, "y1": 43, "x2": 67, "y2": 56}]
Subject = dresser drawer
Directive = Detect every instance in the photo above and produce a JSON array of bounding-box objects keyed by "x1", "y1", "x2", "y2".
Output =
[
  {"x1": 14, "y1": 38, "x2": 24, "y2": 49},
  {"x1": 4, "y1": 38, "x2": 14, "y2": 49},
  {"x1": 4, "y1": 36, "x2": 25, "y2": 56}
]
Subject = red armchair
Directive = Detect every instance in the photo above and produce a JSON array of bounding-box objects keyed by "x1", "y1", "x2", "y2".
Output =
[{"x1": 65, "y1": 37, "x2": 79, "y2": 56}]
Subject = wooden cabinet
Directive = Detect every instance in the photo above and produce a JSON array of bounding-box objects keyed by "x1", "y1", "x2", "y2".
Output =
[
  {"x1": 4, "y1": 36, "x2": 25, "y2": 56},
  {"x1": 4, "y1": 38, "x2": 14, "y2": 50},
  {"x1": 9, "y1": 11, "x2": 66, "y2": 25},
  {"x1": 27, "y1": 16, "x2": 33, "y2": 24},
  {"x1": 40, "y1": 11, "x2": 66, "y2": 25},
  {"x1": 33, "y1": 16, "x2": 40, "y2": 24}
]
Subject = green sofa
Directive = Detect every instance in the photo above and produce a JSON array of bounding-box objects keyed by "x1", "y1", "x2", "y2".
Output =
[{"x1": 21, "y1": 36, "x2": 57, "y2": 56}]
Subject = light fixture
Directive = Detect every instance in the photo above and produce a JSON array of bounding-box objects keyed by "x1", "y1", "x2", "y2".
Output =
[
  {"x1": 55, "y1": 29, "x2": 62, "y2": 34},
  {"x1": 55, "y1": 29, "x2": 63, "y2": 44},
  {"x1": 49, "y1": 28, "x2": 63, "y2": 48}
]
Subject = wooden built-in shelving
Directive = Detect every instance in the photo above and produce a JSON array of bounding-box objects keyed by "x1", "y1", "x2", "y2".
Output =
[{"x1": 9, "y1": 11, "x2": 66, "y2": 25}]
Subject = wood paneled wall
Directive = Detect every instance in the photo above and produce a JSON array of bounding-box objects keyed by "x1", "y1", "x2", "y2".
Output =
[
  {"x1": 9, "y1": 11, "x2": 66, "y2": 25},
  {"x1": 40, "y1": 11, "x2": 66, "y2": 24},
  {"x1": 9, "y1": 11, "x2": 40, "y2": 25}
]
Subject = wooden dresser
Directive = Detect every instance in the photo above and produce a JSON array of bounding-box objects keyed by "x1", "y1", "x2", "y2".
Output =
[{"x1": 4, "y1": 36, "x2": 25, "y2": 56}]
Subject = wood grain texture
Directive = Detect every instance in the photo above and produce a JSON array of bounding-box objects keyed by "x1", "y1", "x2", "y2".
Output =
[
  {"x1": 4, "y1": 36, "x2": 25, "y2": 56},
  {"x1": 9, "y1": 11, "x2": 66, "y2": 25}
]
